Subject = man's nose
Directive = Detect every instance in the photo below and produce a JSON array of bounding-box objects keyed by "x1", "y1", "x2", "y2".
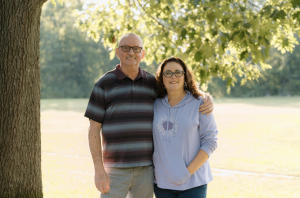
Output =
[{"x1": 128, "y1": 48, "x2": 134, "y2": 54}]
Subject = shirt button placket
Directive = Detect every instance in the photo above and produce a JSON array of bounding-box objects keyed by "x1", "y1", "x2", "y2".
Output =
[{"x1": 132, "y1": 81, "x2": 135, "y2": 91}]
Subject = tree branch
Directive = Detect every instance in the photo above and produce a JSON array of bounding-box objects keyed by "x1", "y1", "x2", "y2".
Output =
[
  {"x1": 247, "y1": 0, "x2": 262, "y2": 11},
  {"x1": 135, "y1": 0, "x2": 175, "y2": 33}
]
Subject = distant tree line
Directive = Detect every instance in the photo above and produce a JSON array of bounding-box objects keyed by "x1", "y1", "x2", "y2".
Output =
[
  {"x1": 40, "y1": 0, "x2": 118, "y2": 98},
  {"x1": 207, "y1": 43, "x2": 300, "y2": 97},
  {"x1": 40, "y1": 0, "x2": 300, "y2": 99}
]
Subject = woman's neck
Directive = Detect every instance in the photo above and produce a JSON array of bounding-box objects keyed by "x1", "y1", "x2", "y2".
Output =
[{"x1": 167, "y1": 89, "x2": 187, "y2": 107}]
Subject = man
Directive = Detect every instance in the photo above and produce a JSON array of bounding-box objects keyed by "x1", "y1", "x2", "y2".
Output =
[{"x1": 84, "y1": 33, "x2": 213, "y2": 198}]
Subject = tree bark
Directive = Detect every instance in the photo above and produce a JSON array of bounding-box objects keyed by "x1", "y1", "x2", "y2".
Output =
[{"x1": 0, "y1": 0, "x2": 46, "y2": 197}]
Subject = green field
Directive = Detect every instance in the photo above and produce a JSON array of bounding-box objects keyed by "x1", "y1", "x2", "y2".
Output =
[{"x1": 41, "y1": 97, "x2": 300, "y2": 198}]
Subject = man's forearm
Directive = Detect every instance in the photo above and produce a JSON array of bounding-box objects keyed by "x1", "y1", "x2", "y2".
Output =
[
  {"x1": 88, "y1": 121, "x2": 111, "y2": 193},
  {"x1": 88, "y1": 123, "x2": 104, "y2": 171}
]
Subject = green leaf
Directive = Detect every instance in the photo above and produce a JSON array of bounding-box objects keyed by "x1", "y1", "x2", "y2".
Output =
[
  {"x1": 239, "y1": 31, "x2": 245, "y2": 40},
  {"x1": 226, "y1": 77, "x2": 232, "y2": 87},
  {"x1": 261, "y1": 5, "x2": 272, "y2": 17},
  {"x1": 292, "y1": 11, "x2": 300, "y2": 23},
  {"x1": 194, "y1": 51, "x2": 202, "y2": 62},
  {"x1": 203, "y1": 6, "x2": 210, "y2": 11},
  {"x1": 186, "y1": 43, "x2": 194, "y2": 53},
  {"x1": 239, "y1": 50, "x2": 248, "y2": 60},
  {"x1": 211, "y1": 29, "x2": 218, "y2": 37},
  {"x1": 240, "y1": 6, "x2": 246, "y2": 12},
  {"x1": 181, "y1": 28, "x2": 187, "y2": 39},
  {"x1": 188, "y1": 29, "x2": 196, "y2": 39},
  {"x1": 200, "y1": 69, "x2": 206, "y2": 82},
  {"x1": 271, "y1": 10, "x2": 286, "y2": 20},
  {"x1": 207, "y1": 11, "x2": 216, "y2": 23},
  {"x1": 233, "y1": 21, "x2": 242, "y2": 28},
  {"x1": 230, "y1": 30, "x2": 240, "y2": 41},
  {"x1": 290, "y1": 0, "x2": 300, "y2": 8},
  {"x1": 243, "y1": 22, "x2": 251, "y2": 29}
]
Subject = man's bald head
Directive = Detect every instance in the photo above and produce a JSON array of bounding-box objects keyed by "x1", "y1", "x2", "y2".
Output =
[{"x1": 118, "y1": 33, "x2": 143, "y2": 48}]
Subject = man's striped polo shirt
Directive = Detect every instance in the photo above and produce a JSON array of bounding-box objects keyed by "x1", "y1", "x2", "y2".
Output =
[{"x1": 85, "y1": 65, "x2": 156, "y2": 167}]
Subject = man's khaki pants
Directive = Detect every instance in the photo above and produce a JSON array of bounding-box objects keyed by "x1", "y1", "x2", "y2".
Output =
[{"x1": 101, "y1": 165, "x2": 154, "y2": 198}]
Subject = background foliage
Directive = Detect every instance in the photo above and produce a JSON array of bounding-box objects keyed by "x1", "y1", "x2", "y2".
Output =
[
  {"x1": 40, "y1": 0, "x2": 300, "y2": 98},
  {"x1": 75, "y1": 0, "x2": 300, "y2": 92},
  {"x1": 40, "y1": 0, "x2": 157, "y2": 98},
  {"x1": 40, "y1": 0, "x2": 116, "y2": 98},
  {"x1": 208, "y1": 37, "x2": 300, "y2": 97}
]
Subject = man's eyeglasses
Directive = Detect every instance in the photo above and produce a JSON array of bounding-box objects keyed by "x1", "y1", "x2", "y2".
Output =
[
  {"x1": 163, "y1": 71, "x2": 185, "y2": 78},
  {"x1": 119, "y1": 45, "x2": 143, "y2": 53}
]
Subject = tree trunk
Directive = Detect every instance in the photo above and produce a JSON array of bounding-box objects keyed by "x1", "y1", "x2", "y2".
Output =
[{"x1": 0, "y1": 0, "x2": 46, "y2": 197}]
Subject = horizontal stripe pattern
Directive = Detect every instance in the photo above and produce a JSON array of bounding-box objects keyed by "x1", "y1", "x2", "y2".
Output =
[
  {"x1": 106, "y1": 103, "x2": 153, "y2": 114},
  {"x1": 103, "y1": 142, "x2": 153, "y2": 152},
  {"x1": 104, "y1": 149, "x2": 154, "y2": 162},
  {"x1": 105, "y1": 85, "x2": 156, "y2": 98},
  {"x1": 85, "y1": 103, "x2": 105, "y2": 120},
  {"x1": 85, "y1": 66, "x2": 156, "y2": 167},
  {"x1": 104, "y1": 161, "x2": 153, "y2": 168},
  {"x1": 102, "y1": 122, "x2": 152, "y2": 134}
]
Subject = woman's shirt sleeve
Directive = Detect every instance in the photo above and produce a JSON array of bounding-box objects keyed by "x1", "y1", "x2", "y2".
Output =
[{"x1": 198, "y1": 108, "x2": 218, "y2": 157}]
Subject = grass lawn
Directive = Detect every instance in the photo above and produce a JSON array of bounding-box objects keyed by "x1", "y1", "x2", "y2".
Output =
[{"x1": 41, "y1": 97, "x2": 300, "y2": 198}]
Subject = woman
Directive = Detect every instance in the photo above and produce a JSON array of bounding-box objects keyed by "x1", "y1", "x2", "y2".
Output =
[{"x1": 152, "y1": 57, "x2": 218, "y2": 198}]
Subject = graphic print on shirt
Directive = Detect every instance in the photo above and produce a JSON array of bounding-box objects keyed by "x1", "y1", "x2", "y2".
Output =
[{"x1": 156, "y1": 115, "x2": 179, "y2": 143}]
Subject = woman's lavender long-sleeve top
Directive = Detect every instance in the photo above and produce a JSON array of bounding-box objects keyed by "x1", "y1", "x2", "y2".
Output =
[{"x1": 152, "y1": 91, "x2": 218, "y2": 190}]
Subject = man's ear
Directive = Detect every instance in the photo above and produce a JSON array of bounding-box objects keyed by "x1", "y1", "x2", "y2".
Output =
[{"x1": 116, "y1": 48, "x2": 119, "y2": 58}]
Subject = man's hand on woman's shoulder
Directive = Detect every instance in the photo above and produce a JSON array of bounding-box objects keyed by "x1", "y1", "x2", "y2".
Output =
[{"x1": 199, "y1": 93, "x2": 213, "y2": 115}]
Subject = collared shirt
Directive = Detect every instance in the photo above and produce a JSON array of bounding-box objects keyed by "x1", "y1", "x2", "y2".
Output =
[{"x1": 85, "y1": 65, "x2": 156, "y2": 167}]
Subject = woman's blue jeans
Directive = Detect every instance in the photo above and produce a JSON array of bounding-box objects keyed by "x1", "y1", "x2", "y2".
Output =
[{"x1": 154, "y1": 183, "x2": 207, "y2": 198}]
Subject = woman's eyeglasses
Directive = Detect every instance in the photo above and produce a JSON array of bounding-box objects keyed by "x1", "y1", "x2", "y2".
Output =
[{"x1": 163, "y1": 71, "x2": 185, "y2": 78}]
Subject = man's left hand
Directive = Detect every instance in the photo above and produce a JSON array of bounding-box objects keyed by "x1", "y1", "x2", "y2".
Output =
[{"x1": 199, "y1": 94, "x2": 213, "y2": 115}]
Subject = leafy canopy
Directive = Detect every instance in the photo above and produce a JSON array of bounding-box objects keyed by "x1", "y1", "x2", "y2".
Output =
[{"x1": 75, "y1": 0, "x2": 300, "y2": 91}]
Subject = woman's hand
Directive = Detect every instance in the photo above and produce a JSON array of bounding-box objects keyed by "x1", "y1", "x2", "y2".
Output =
[{"x1": 187, "y1": 150, "x2": 209, "y2": 175}]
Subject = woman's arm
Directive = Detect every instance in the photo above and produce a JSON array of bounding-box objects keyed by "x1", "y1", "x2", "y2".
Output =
[
  {"x1": 187, "y1": 150, "x2": 209, "y2": 174},
  {"x1": 187, "y1": 105, "x2": 218, "y2": 175}
]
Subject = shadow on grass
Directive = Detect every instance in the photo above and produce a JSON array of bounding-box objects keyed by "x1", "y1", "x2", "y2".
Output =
[{"x1": 41, "y1": 98, "x2": 89, "y2": 112}]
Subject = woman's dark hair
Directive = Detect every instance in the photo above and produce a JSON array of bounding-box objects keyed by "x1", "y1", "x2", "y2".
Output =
[{"x1": 155, "y1": 57, "x2": 204, "y2": 99}]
